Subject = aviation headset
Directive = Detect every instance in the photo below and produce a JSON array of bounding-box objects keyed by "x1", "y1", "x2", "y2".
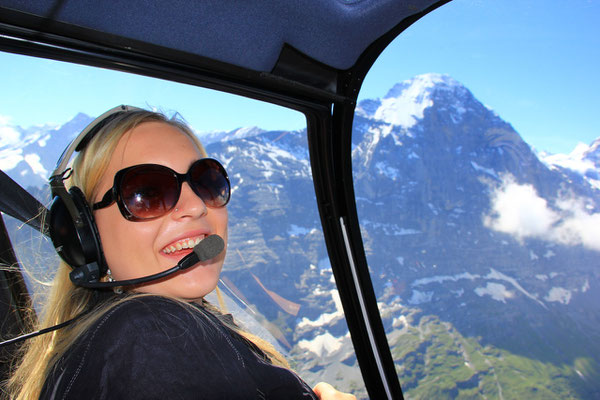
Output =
[{"x1": 48, "y1": 105, "x2": 144, "y2": 285}]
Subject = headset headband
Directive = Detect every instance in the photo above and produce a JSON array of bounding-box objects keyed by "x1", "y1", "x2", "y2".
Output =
[
  {"x1": 49, "y1": 105, "x2": 144, "y2": 226},
  {"x1": 51, "y1": 105, "x2": 144, "y2": 180}
]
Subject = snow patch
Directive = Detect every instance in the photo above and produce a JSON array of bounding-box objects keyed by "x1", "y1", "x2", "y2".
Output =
[
  {"x1": 543, "y1": 250, "x2": 556, "y2": 259},
  {"x1": 486, "y1": 268, "x2": 545, "y2": 307},
  {"x1": 0, "y1": 148, "x2": 23, "y2": 170},
  {"x1": 582, "y1": 279, "x2": 590, "y2": 292},
  {"x1": 471, "y1": 161, "x2": 498, "y2": 179},
  {"x1": 0, "y1": 124, "x2": 21, "y2": 147},
  {"x1": 408, "y1": 290, "x2": 433, "y2": 305},
  {"x1": 474, "y1": 282, "x2": 514, "y2": 303},
  {"x1": 298, "y1": 290, "x2": 343, "y2": 329},
  {"x1": 375, "y1": 161, "x2": 399, "y2": 180},
  {"x1": 297, "y1": 332, "x2": 344, "y2": 358},
  {"x1": 544, "y1": 287, "x2": 572, "y2": 304},
  {"x1": 288, "y1": 224, "x2": 314, "y2": 237},
  {"x1": 24, "y1": 153, "x2": 47, "y2": 178},
  {"x1": 412, "y1": 272, "x2": 479, "y2": 287},
  {"x1": 373, "y1": 73, "x2": 457, "y2": 128},
  {"x1": 37, "y1": 134, "x2": 51, "y2": 147},
  {"x1": 392, "y1": 315, "x2": 409, "y2": 329}
]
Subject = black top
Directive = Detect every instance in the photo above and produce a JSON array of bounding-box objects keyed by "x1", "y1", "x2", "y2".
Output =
[{"x1": 40, "y1": 295, "x2": 317, "y2": 399}]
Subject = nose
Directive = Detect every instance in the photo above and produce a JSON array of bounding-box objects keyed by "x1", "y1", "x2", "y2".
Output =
[{"x1": 171, "y1": 182, "x2": 207, "y2": 219}]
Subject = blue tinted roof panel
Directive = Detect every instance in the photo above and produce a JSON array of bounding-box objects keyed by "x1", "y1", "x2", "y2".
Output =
[{"x1": 0, "y1": 0, "x2": 439, "y2": 71}]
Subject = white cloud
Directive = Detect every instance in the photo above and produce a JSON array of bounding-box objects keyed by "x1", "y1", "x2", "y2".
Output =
[{"x1": 484, "y1": 174, "x2": 600, "y2": 251}]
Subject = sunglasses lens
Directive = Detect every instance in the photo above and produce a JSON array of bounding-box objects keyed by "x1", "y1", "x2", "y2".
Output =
[
  {"x1": 190, "y1": 160, "x2": 230, "y2": 207},
  {"x1": 120, "y1": 166, "x2": 179, "y2": 219}
]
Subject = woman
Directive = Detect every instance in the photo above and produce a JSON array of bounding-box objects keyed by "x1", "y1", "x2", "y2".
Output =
[{"x1": 7, "y1": 107, "x2": 355, "y2": 399}]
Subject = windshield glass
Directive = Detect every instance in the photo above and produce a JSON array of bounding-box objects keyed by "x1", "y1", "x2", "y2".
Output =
[
  {"x1": 353, "y1": 0, "x2": 600, "y2": 398},
  {"x1": 0, "y1": 51, "x2": 367, "y2": 397}
]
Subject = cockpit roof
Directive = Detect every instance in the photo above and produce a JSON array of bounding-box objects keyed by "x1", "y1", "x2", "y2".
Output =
[{"x1": 1, "y1": 0, "x2": 439, "y2": 71}]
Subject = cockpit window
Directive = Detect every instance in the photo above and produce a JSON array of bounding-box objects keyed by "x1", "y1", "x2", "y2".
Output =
[
  {"x1": 0, "y1": 51, "x2": 367, "y2": 396},
  {"x1": 353, "y1": 0, "x2": 600, "y2": 398}
]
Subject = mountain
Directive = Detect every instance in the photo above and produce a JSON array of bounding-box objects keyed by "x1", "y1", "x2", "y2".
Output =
[
  {"x1": 348, "y1": 74, "x2": 600, "y2": 398},
  {"x1": 199, "y1": 126, "x2": 266, "y2": 145},
  {"x1": 1, "y1": 73, "x2": 599, "y2": 399},
  {"x1": 0, "y1": 112, "x2": 92, "y2": 189},
  {"x1": 539, "y1": 139, "x2": 600, "y2": 190}
]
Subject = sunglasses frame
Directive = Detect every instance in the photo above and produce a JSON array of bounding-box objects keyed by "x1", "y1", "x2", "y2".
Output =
[{"x1": 92, "y1": 158, "x2": 230, "y2": 221}]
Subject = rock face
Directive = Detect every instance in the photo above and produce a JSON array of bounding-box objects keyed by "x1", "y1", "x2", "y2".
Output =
[{"x1": 2, "y1": 73, "x2": 599, "y2": 398}]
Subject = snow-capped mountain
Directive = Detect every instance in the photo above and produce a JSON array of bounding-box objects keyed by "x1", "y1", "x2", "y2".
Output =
[
  {"x1": 539, "y1": 139, "x2": 600, "y2": 189},
  {"x1": 349, "y1": 73, "x2": 600, "y2": 398},
  {"x1": 2, "y1": 73, "x2": 599, "y2": 398},
  {"x1": 356, "y1": 73, "x2": 480, "y2": 129},
  {"x1": 199, "y1": 126, "x2": 266, "y2": 145},
  {"x1": 0, "y1": 117, "x2": 265, "y2": 190},
  {"x1": 0, "y1": 112, "x2": 91, "y2": 188}
]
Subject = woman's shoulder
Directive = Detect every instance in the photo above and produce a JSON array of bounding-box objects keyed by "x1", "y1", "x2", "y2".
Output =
[
  {"x1": 83, "y1": 294, "x2": 214, "y2": 347},
  {"x1": 41, "y1": 295, "x2": 231, "y2": 399},
  {"x1": 97, "y1": 294, "x2": 198, "y2": 321}
]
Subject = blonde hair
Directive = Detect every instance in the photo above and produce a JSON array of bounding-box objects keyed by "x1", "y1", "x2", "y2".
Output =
[{"x1": 6, "y1": 109, "x2": 288, "y2": 399}]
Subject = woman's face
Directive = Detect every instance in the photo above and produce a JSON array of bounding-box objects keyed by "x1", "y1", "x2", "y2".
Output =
[{"x1": 93, "y1": 121, "x2": 228, "y2": 301}]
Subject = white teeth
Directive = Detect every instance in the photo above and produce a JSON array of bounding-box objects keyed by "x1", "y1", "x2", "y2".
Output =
[{"x1": 162, "y1": 236, "x2": 206, "y2": 254}]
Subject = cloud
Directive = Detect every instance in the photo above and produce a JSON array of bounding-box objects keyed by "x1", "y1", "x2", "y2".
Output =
[{"x1": 484, "y1": 174, "x2": 600, "y2": 251}]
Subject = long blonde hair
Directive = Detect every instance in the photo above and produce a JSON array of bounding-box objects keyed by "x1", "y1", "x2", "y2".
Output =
[{"x1": 6, "y1": 109, "x2": 288, "y2": 399}]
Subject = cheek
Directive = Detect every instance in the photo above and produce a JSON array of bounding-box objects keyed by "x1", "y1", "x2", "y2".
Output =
[
  {"x1": 211, "y1": 208, "x2": 228, "y2": 240},
  {"x1": 208, "y1": 209, "x2": 228, "y2": 258},
  {"x1": 94, "y1": 209, "x2": 158, "y2": 279}
]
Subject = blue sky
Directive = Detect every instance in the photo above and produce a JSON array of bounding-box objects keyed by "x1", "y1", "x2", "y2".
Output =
[
  {"x1": 1, "y1": 0, "x2": 598, "y2": 154},
  {"x1": 359, "y1": 0, "x2": 600, "y2": 154}
]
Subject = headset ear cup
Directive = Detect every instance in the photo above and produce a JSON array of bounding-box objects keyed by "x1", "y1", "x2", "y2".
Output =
[{"x1": 49, "y1": 186, "x2": 106, "y2": 277}]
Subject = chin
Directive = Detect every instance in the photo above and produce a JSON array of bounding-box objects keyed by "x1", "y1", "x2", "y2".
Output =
[{"x1": 167, "y1": 265, "x2": 221, "y2": 300}]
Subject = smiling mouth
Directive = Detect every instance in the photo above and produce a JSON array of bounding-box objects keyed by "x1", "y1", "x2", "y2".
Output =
[{"x1": 161, "y1": 235, "x2": 206, "y2": 255}]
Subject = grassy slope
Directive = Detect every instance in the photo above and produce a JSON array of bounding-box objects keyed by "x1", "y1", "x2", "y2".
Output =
[{"x1": 388, "y1": 310, "x2": 600, "y2": 399}]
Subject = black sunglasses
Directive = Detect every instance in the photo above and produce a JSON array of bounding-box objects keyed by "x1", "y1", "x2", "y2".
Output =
[{"x1": 93, "y1": 158, "x2": 230, "y2": 221}]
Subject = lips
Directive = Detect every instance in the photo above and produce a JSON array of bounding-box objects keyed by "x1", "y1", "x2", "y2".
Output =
[{"x1": 161, "y1": 235, "x2": 207, "y2": 255}]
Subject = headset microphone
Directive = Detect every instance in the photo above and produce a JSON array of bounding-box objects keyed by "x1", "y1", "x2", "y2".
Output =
[{"x1": 71, "y1": 234, "x2": 225, "y2": 288}]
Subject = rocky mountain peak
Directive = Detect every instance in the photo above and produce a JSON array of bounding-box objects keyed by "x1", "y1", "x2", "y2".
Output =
[
  {"x1": 383, "y1": 73, "x2": 463, "y2": 99},
  {"x1": 356, "y1": 73, "x2": 481, "y2": 129},
  {"x1": 584, "y1": 137, "x2": 600, "y2": 166}
]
